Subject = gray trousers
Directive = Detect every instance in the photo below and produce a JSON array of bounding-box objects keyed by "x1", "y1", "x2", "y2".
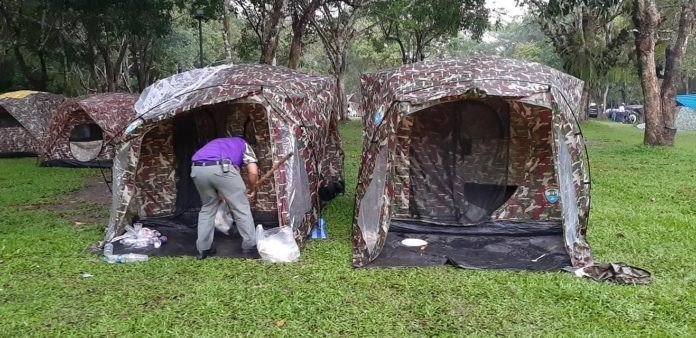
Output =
[{"x1": 191, "y1": 165, "x2": 256, "y2": 251}]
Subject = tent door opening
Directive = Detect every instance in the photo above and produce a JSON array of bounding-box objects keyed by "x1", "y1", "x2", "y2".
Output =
[
  {"x1": 127, "y1": 102, "x2": 279, "y2": 258},
  {"x1": 0, "y1": 108, "x2": 21, "y2": 128},
  {"x1": 395, "y1": 99, "x2": 512, "y2": 225},
  {"x1": 170, "y1": 102, "x2": 279, "y2": 226},
  {"x1": 374, "y1": 99, "x2": 570, "y2": 270}
]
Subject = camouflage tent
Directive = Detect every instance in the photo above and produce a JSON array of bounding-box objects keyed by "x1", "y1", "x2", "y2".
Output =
[
  {"x1": 0, "y1": 91, "x2": 65, "y2": 157},
  {"x1": 352, "y1": 58, "x2": 649, "y2": 282},
  {"x1": 676, "y1": 95, "x2": 696, "y2": 131},
  {"x1": 676, "y1": 106, "x2": 696, "y2": 131},
  {"x1": 103, "y1": 64, "x2": 344, "y2": 255},
  {"x1": 41, "y1": 93, "x2": 138, "y2": 167}
]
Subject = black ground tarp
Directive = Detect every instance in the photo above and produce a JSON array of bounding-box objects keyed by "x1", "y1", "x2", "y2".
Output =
[
  {"x1": 40, "y1": 159, "x2": 112, "y2": 168},
  {"x1": 0, "y1": 152, "x2": 37, "y2": 158},
  {"x1": 114, "y1": 211, "x2": 278, "y2": 258},
  {"x1": 369, "y1": 219, "x2": 570, "y2": 270}
]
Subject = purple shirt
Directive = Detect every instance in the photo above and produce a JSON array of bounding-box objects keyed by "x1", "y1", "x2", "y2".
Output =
[{"x1": 192, "y1": 137, "x2": 257, "y2": 167}]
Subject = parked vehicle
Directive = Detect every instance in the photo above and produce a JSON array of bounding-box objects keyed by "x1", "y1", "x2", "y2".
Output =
[
  {"x1": 588, "y1": 103, "x2": 599, "y2": 118},
  {"x1": 605, "y1": 105, "x2": 643, "y2": 124}
]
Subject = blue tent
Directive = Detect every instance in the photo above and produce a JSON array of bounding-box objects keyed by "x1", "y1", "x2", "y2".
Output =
[{"x1": 676, "y1": 94, "x2": 696, "y2": 109}]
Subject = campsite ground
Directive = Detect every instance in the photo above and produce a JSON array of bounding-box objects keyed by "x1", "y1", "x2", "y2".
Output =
[{"x1": 0, "y1": 121, "x2": 694, "y2": 336}]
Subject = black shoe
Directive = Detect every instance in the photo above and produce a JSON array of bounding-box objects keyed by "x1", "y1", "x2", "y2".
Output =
[
  {"x1": 241, "y1": 246, "x2": 259, "y2": 258},
  {"x1": 197, "y1": 247, "x2": 217, "y2": 260},
  {"x1": 241, "y1": 246, "x2": 257, "y2": 254}
]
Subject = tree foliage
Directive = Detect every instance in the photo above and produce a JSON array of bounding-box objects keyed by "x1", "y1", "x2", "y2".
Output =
[
  {"x1": 0, "y1": 0, "x2": 225, "y2": 94},
  {"x1": 371, "y1": 0, "x2": 489, "y2": 64}
]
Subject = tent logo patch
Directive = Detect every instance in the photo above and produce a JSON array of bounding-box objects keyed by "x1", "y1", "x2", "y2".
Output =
[
  {"x1": 373, "y1": 105, "x2": 385, "y2": 125},
  {"x1": 545, "y1": 188, "x2": 560, "y2": 204}
]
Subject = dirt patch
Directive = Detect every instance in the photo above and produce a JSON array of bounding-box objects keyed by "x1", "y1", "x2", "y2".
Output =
[{"x1": 26, "y1": 175, "x2": 112, "y2": 226}]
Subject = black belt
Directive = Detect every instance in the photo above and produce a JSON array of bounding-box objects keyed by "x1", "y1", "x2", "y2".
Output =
[
  {"x1": 192, "y1": 160, "x2": 224, "y2": 167},
  {"x1": 192, "y1": 160, "x2": 240, "y2": 169}
]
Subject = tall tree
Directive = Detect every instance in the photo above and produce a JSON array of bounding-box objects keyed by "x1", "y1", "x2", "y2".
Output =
[
  {"x1": 0, "y1": 0, "x2": 62, "y2": 90},
  {"x1": 632, "y1": 0, "x2": 695, "y2": 146},
  {"x1": 287, "y1": 0, "x2": 323, "y2": 68},
  {"x1": 311, "y1": 0, "x2": 370, "y2": 120},
  {"x1": 524, "y1": 0, "x2": 632, "y2": 121},
  {"x1": 221, "y1": 0, "x2": 235, "y2": 62},
  {"x1": 371, "y1": 0, "x2": 489, "y2": 64},
  {"x1": 234, "y1": 0, "x2": 287, "y2": 64}
]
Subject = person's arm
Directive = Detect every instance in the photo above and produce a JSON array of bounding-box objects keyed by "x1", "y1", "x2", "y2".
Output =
[
  {"x1": 242, "y1": 142, "x2": 259, "y2": 199},
  {"x1": 246, "y1": 162, "x2": 259, "y2": 198}
]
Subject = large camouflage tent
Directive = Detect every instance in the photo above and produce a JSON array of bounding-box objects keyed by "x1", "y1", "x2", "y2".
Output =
[
  {"x1": 0, "y1": 91, "x2": 65, "y2": 157},
  {"x1": 41, "y1": 93, "x2": 138, "y2": 167},
  {"x1": 352, "y1": 58, "x2": 649, "y2": 283},
  {"x1": 103, "y1": 64, "x2": 344, "y2": 256}
]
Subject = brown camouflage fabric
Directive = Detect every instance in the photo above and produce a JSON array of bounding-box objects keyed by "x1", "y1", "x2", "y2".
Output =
[
  {"x1": 353, "y1": 57, "x2": 595, "y2": 268},
  {"x1": 570, "y1": 262, "x2": 652, "y2": 284},
  {"x1": 41, "y1": 93, "x2": 137, "y2": 163},
  {"x1": 0, "y1": 91, "x2": 65, "y2": 156},
  {"x1": 105, "y1": 64, "x2": 344, "y2": 246}
]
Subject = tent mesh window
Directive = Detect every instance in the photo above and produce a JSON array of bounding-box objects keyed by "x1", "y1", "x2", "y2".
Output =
[
  {"x1": 68, "y1": 122, "x2": 104, "y2": 162},
  {"x1": 0, "y1": 109, "x2": 21, "y2": 128},
  {"x1": 69, "y1": 123, "x2": 103, "y2": 142},
  {"x1": 393, "y1": 99, "x2": 511, "y2": 225}
]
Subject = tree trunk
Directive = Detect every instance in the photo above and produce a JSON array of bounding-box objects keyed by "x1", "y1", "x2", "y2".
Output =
[
  {"x1": 221, "y1": 0, "x2": 233, "y2": 62},
  {"x1": 334, "y1": 45, "x2": 348, "y2": 121},
  {"x1": 288, "y1": 24, "x2": 304, "y2": 69},
  {"x1": 578, "y1": 87, "x2": 590, "y2": 121},
  {"x1": 98, "y1": 43, "x2": 116, "y2": 92},
  {"x1": 86, "y1": 42, "x2": 99, "y2": 91},
  {"x1": 633, "y1": 0, "x2": 668, "y2": 145},
  {"x1": 259, "y1": 0, "x2": 285, "y2": 64},
  {"x1": 288, "y1": 0, "x2": 322, "y2": 69},
  {"x1": 602, "y1": 83, "x2": 609, "y2": 119},
  {"x1": 633, "y1": 0, "x2": 693, "y2": 146},
  {"x1": 336, "y1": 72, "x2": 348, "y2": 121}
]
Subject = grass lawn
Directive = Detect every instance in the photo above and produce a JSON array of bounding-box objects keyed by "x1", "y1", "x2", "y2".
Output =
[{"x1": 0, "y1": 120, "x2": 694, "y2": 336}]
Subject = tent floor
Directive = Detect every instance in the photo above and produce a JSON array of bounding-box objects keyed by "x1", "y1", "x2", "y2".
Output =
[
  {"x1": 113, "y1": 211, "x2": 279, "y2": 259},
  {"x1": 368, "y1": 219, "x2": 571, "y2": 270}
]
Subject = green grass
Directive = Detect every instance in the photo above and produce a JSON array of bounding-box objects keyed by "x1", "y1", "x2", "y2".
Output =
[{"x1": 0, "y1": 120, "x2": 694, "y2": 336}]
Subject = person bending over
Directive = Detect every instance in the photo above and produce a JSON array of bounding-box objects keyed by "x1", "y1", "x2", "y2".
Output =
[{"x1": 190, "y1": 136, "x2": 258, "y2": 259}]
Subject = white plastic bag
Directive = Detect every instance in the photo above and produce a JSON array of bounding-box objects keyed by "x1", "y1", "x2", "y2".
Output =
[
  {"x1": 256, "y1": 225, "x2": 300, "y2": 263},
  {"x1": 214, "y1": 199, "x2": 234, "y2": 235}
]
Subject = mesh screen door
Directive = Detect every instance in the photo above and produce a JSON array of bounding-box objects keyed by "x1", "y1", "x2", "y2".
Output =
[
  {"x1": 407, "y1": 100, "x2": 510, "y2": 225},
  {"x1": 69, "y1": 123, "x2": 104, "y2": 162}
]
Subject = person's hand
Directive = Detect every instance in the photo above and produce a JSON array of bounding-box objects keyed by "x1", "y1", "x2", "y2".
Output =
[{"x1": 246, "y1": 189, "x2": 256, "y2": 200}]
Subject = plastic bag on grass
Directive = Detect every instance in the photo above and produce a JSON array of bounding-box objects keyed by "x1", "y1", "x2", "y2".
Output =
[{"x1": 256, "y1": 225, "x2": 300, "y2": 263}]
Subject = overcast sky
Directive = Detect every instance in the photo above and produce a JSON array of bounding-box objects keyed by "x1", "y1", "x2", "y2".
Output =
[{"x1": 486, "y1": 0, "x2": 527, "y2": 22}]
